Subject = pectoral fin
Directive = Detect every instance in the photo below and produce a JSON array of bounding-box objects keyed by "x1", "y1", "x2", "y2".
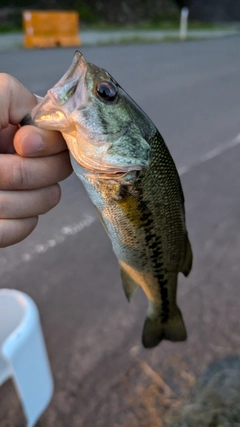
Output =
[{"x1": 119, "y1": 263, "x2": 138, "y2": 301}]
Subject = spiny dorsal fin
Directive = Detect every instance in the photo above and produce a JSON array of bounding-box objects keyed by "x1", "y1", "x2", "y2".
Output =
[{"x1": 180, "y1": 235, "x2": 193, "y2": 277}]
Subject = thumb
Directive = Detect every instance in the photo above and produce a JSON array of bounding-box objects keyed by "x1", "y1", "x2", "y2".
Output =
[{"x1": 0, "y1": 73, "x2": 37, "y2": 130}]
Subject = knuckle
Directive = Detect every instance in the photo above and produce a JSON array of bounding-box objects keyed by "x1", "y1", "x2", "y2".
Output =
[
  {"x1": 40, "y1": 184, "x2": 61, "y2": 214},
  {"x1": 0, "y1": 193, "x2": 7, "y2": 218},
  {"x1": 47, "y1": 184, "x2": 61, "y2": 208},
  {"x1": 0, "y1": 73, "x2": 12, "y2": 131},
  {"x1": 11, "y1": 158, "x2": 30, "y2": 189},
  {"x1": 0, "y1": 73, "x2": 12, "y2": 96},
  {"x1": 0, "y1": 72, "x2": 12, "y2": 85},
  {"x1": 0, "y1": 221, "x2": 7, "y2": 247},
  {"x1": 0, "y1": 217, "x2": 39, "y2": 248}
]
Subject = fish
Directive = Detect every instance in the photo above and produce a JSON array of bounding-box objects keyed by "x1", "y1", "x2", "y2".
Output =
[{"x1": 30, "y1": 51, "x2": 193, "y2": 348}]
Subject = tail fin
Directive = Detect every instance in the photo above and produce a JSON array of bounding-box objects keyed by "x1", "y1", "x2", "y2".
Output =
[{"x1": 142, "y1": 306, "x2": 187, "y2": 348}]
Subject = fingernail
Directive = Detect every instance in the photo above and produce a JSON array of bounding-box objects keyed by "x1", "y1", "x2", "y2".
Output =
[{"x1": 20, "y1": 132, "x2": 44, "y2": 156}]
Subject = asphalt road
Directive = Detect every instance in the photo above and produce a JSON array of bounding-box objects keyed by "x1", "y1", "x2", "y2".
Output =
[{"x1": 1, "y1": 37, "x2": 240, "y2": 426}]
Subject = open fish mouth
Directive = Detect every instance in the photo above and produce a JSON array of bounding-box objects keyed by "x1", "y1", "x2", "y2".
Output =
[
  {"x1": 30, "y1": 51, "x2": 88, "y2": 131},
  {"x1": 24, "y1": 50, "x2": 151, "y2": 179}
]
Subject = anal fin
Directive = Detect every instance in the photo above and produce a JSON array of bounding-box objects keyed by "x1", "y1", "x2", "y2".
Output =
[{"x1": 120, "y1": 263, "x2": 139, "y2": 302}]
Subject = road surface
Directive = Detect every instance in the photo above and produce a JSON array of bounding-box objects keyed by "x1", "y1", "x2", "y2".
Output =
[{"x1": 0, "y1": 37, "x2": 240, "y2": 426}]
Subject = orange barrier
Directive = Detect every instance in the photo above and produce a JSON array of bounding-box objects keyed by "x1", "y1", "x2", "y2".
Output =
[{"x1": 22, "y1": 10, "x2": 81, "y2": 48}]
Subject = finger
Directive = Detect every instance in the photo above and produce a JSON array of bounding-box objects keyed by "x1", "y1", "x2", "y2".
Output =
[
  {"x1": 0, "y1": 125, "x2": 17, "y2": 153},
  {"x1": 0, "y1": 185, "x2": 61, "y2": 219},
  {"x1": 0, "y1": 217, "x2": 38, "y2": 248},
  {"x1": 0, "y1": 151, "x2": 72, "y2": 190},
  {"x1": 14, "y1": 125, "x2": 67, "y2": 157},
  {"x1": 0, "y1": 73, "x2": 37, "y2": 129}
]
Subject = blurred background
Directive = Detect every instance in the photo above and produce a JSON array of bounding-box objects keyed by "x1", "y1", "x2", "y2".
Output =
[
  {"x1": 1, "y1": 1, "x2": 240, "y2": 426},
  {"x1": 1, "y1": 0, "x2": 240, "y2": 29}
]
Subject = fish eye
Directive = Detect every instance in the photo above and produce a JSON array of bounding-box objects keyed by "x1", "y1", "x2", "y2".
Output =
[{"x1": 96, "y1": 81, "x2": 118, "y2": 102}]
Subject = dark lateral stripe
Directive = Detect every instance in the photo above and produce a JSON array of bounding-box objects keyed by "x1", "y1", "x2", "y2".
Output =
[{"x1": 135, "y1": 185, "x2": 170, "y2": 323}]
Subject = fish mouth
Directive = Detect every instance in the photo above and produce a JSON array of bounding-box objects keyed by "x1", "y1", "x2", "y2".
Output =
[
  {"x1": 30, "y1": 51, "x2": 88, "y2": 131},
  {"x1": 26, "y1": 50, "x2": 150, "y2": 180}
]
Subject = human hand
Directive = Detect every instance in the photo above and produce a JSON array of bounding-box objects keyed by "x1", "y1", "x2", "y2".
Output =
[{"x1": 0, "y1": 73, "x2": 72, "y2": 247}]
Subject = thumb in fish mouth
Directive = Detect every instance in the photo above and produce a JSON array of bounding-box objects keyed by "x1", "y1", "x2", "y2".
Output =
[
  {"x1": 19, "y1": 95, "x2": 43, "y2": 127},
  {"x1": 20, "y1": 114, "x2": 34, "y2": 127}
]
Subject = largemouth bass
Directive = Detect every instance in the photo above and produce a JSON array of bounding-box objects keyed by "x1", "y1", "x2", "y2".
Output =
[{"x1": 30, "y1": 51, "x2": 193, "y2": 348}]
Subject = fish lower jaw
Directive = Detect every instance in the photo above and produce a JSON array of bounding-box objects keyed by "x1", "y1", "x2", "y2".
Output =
[
  {"x1": 86, "y1": 171, "x2": 127, "y2": 180},
  {"x1": 77, "y1": 165, "x2": 137, "y2": 181},
  {"x1": 71, "y1": 155, "x2": 141, "y2": 180},
  {"x1": 70, "y1": 154, "x2": 138, "y2": 181},
  {"x1": 63, "y1": 133, "x2": 142, "y2": 179}
]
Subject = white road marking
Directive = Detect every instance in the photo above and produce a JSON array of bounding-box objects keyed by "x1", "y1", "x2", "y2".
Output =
[
  {"x1": 20, "y1": 215, "x2": 95, "y2": 264},
  {"x1": 178, "y1": 132, "x2": 240, "y2": 176},
  {"x1": 0, "y1": 215, "x2": 96, "y2": 275}
]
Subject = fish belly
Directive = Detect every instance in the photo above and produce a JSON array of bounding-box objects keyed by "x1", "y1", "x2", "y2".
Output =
[{"x1": 72, "y1": 158, "x2": 189, "y2": 348}]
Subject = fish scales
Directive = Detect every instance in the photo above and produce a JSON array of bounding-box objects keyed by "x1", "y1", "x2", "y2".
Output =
[
  {"x1": 73, "y1": 127, "x2": 189, "y2": 345},
  {"x1": 29, "y1": 51, "x2": 193, "y2": 348}
]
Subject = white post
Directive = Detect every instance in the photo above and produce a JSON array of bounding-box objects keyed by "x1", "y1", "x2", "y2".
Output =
[{"x1": 179, "y1": 7, "x2": 189, "y2": 41}]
